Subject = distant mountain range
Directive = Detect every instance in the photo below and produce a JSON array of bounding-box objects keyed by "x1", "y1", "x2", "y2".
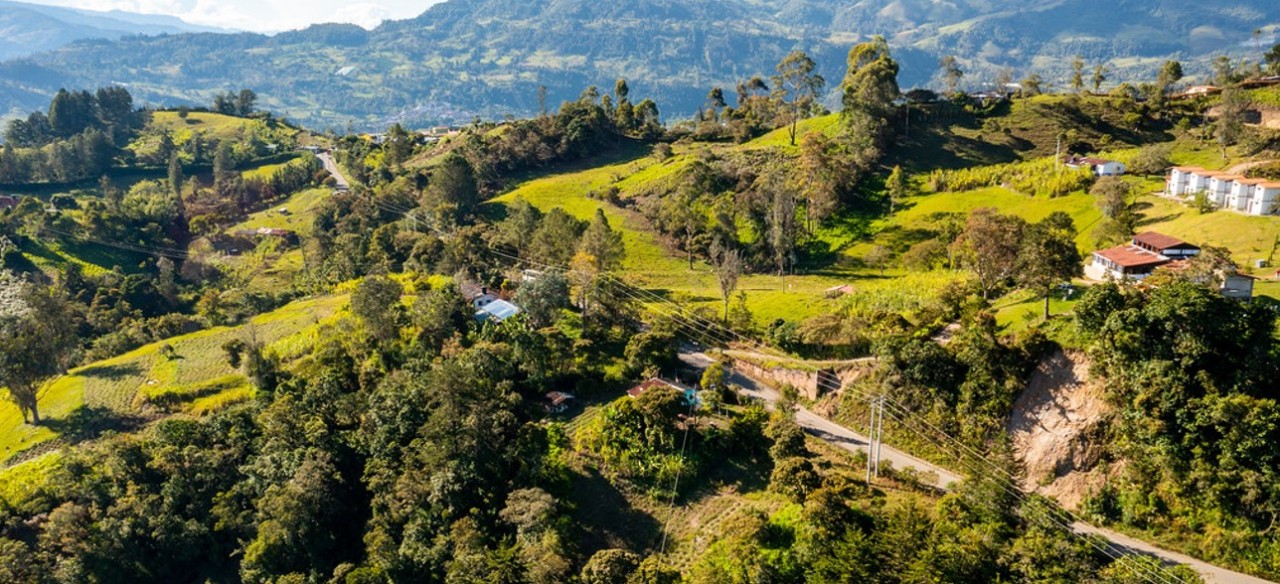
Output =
[
  {"x1": 0, "y1": 0, "x2": 227, "y2": 62},
  {"x1": 0, "y1": 0, "x2": 1277, "y2": 129}
]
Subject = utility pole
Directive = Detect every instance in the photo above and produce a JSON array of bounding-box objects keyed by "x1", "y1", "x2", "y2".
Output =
[
  {"x1": 870, "y1": 397, "x2": 880, "y2": 484},
  {"x1": 1055, "y1": 135, "x2": 1063, "y2": 173},
  {"x1": 874, "y1": 396, "x2": 884, "y2": 478},
  {"x1": 866, "y1": 395, "x2": 885, "y2": 483}
]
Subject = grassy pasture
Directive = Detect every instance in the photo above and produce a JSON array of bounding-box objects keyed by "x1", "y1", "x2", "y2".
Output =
[{"x1": 0, "y1": 295, "x2": 347, "y2": 465}]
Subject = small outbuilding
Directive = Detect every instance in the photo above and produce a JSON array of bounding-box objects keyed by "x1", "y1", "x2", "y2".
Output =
[
  {"x1": 1063, "y1": 156, "x2": 1126, "y2": 177},
  {"x1": 544, "y1": 391, "x2": 576, "y2": 413},
  {"x1": 476, "y1": 299, "x2": 521, "y2": 322}
]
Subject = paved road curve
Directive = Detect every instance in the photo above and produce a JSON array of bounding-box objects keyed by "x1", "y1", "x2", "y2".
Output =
[
  {"x1": 678, "y1": 350, "x2": 1276, "y2": 584},
  {"x1": 317, "y1": 151, "x2": 351, "y2": 191}
]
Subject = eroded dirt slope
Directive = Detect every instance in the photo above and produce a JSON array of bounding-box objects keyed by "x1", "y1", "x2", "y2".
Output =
[{"x1": 1008, "y1": 349, "x2": 1113, "y2": 509}]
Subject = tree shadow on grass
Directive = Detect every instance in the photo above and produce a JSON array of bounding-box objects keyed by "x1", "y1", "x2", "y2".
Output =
[
  {"x1": 569, "y1": 465, "x2": 664, "y2": 557},
  {"x1": 634, "y1": 287, "x2": 720, "y2": 304},
  {"x1": 77, "y1": 362, "x2": 143, "y2": 381},
  {"x1": 45, "y1": 405, "x2": 147, "y2": 444},
  {"x1": 1135, "y1": 213, "x2": 1184, "y2": 227}
]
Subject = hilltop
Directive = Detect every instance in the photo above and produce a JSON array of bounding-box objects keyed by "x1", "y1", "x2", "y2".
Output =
[{"x1": 1, "y1": 0, "x2": 1278, "y2": 127}]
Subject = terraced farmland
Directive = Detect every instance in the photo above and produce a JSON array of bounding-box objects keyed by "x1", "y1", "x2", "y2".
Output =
[{"x1": 0, "y1": 294, "x2": 348, "y2": 465}]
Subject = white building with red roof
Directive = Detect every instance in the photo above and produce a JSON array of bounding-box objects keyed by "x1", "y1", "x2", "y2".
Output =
[
  {"x1": 1086, "y1": 232, "x2": 1202, "y2": 281},
  {"x1": 1165, "y1": 167, "x2": 1280, "y2": 216}
]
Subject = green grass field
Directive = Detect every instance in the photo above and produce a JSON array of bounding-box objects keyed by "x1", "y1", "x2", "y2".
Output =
[
  {"x1": 227, "y1": 188, "x2": 330, "y2": 236},
  {"x1": 0, "y1": 452, "x2": 60, "y2": 507},
  {"x1": 0, "y1": 295, "x2": 348, "y2": 465},
  {"x1": 16, "y1": 237, "x2": 146, "y2": 278},
  {"x1": 148, "y1": 111, "x2": 282, "y2": 142},
  {"x1": 868, "y1": 186, "x2": 1106, "y2": 256},
  {"x1": 488, "y1": 151, "x2": 945, "y2": 325},
  {"x1": 1135, "y1": 194, "x2": 1280, "y2": 271}
]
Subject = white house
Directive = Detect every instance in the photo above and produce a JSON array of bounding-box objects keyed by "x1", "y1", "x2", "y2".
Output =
[
  {"x1": 1064, "y1": 156, "x2": 1126, "y2": 176},
  {"x1": 476, "y1": 299, "x2": 521, "y2": 322},
  {"x1": 1167, "y1": 167, "x2": 1280, "y2": 216},
  {"x1": 1251, "y1": 182, "x2": 1280, "y2": 215},
  {"x1": 1207, "y1": 174, "x2": 1240, "y2": 207},
  {"x1": 1087, "y1": 232, "x2": 1201, "y2": 281},
  {"x1": 1167, "y1": 166, "x2": 1201, "y2": 197},
  {"x1": 1229, "y1": 178, "x2": 1264, "y2": 212},
  {"x1": 1132, "y1": 232, "x2": 1201, "y2": 259},
  {"x1": 1186, "y1": 169, "x2": 1214, "y2": 195}
]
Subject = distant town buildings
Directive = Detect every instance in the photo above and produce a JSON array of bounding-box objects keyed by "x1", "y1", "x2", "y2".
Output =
[{"x1": 1167, "y1": 167, "x2": 1280, "y2": 216}]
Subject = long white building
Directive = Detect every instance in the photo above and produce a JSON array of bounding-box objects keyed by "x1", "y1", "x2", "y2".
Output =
[{"x1": 1166, "y1": 166, "x2": 1280, "y2": 216}]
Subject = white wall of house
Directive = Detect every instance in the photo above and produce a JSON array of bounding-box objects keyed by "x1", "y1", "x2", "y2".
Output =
[
  {"x1": 1228, "y1": 182, "x2": 1254, "y2": 211},
  {"x1": 1208, "y1": 177, "x2": 1234, "y2": 206},
  {"x1": 1254, "y1": 185, "x2": 1280, "y2": 216},
  {"x1": 1168, "y1": 169, "x2": 1193, "y2": 196},
  {"x1": 1096, "y1": 161, "x2": 1126, "y2": 176},
  {"x1": 1188, "y1": 172, "x2": 1212, "y2": 196}
]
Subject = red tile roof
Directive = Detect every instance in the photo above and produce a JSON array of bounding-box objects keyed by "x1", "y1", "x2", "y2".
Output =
[
  {"x1": 1094, "y1": 245, "x2": 1171, "y2": 268},
  {"x1": 545, "y1": 391, "x2": 575, "y2": 407},
  {"x1": 1132, "y1": 232, "x2": 1190, "y2": 250}
]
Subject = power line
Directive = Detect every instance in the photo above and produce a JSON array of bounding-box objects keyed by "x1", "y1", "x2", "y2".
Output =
[
  {"x1": 476, "y1": 243, "x2": 1186, "y2": 584},
  {"x1": 329, "y1": 189, "x2": 1183, "y2": 582}
]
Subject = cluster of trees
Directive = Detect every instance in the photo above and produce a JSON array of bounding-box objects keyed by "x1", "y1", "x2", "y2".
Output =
[
  {"x1": 339, "y1": 82, "x2": 662, "y2": 194},
  {"x1": 212, "y1": 89, "x2": 258, "y2": 117},
  {"x1": 4, "y1": 87, "x2": 141, "y2": 147},
  {"x1": 0, "y1": 255, "x2": 1205, "y2": 583},
  {"x1": 0, "y1": 87, "x2": 145, "y2": 185},
  {"x1": 1074, "y1": 280, "x2": 1280, "y2": 577},
  {"x1": 625, "y1": 39, "x2": 904, "y2": 299},
  {"x1": 0, "y1": 269, "x2": 579, "y2": 582}
]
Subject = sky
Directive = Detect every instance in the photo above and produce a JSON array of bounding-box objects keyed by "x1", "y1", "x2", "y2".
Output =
[{"x1": 24, "y1": 0, "x2": 444, "y2": 32}]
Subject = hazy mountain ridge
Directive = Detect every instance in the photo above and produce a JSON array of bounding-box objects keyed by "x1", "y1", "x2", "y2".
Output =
[
  {"x1": 0, "y1": 0, "x2": 226, "y2": 62},
  {"x1": 0, "y1": 0, "x2": 1276, "y2": 128}
]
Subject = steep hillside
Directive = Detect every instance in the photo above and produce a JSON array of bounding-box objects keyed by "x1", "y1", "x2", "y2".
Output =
[
  {"x1": 1, "y1": 0, "x2": 1275, "y2": 128},
  {"x1": 1008, "y1": 350, "x2": 1113, "y2": 510}
]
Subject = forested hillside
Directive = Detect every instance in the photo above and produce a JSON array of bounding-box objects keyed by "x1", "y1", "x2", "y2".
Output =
[
  {"x1": 1, "y1": 0, "x2": 1277, "y2": 128},
  {"x1": 4, "y1": 26, "x2": 1280, "y2": 583}
]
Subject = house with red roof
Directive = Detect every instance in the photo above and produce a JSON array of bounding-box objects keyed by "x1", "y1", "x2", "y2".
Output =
[
  {"x1": 1063, "y1": 155, "x2": 1126, "y2": 177},
  {"x1": 1165, "y1": 167, "x2": 1280, "y2": 216},
  {"x1": 1086, "y1": 232, "x2": 1201, "y2": 281}
]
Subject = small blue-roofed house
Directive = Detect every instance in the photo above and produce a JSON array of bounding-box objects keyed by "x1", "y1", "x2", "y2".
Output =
[{"x1": 476, "y1": 299, "x2": 522, "y2": 322}]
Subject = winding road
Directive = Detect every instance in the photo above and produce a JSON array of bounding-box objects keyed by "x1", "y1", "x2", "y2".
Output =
[
  {"x1": 678, "y1": 349, "x2": 1276, "y2": 584},
  {"x1": 317, "y1": 150, "x2": 351, "y2": 191}
]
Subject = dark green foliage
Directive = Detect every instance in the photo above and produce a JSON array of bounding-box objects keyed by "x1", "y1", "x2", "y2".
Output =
[
  {"x1": 1016, "y1": 211, "x2": 1082, "y2": 319},
  {"x1": 580, "y1": 549, "x2": 642, "y2": 584},
  {"x1": 350, "y1": 275, "x2": 405, "y2": 342},
  {"x1": 1073, "y1": 282, "x2": 1126, "y2": 334},
  {"x1": 1082, "y1": 280, "x2": 1280, "y2": 575}
]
